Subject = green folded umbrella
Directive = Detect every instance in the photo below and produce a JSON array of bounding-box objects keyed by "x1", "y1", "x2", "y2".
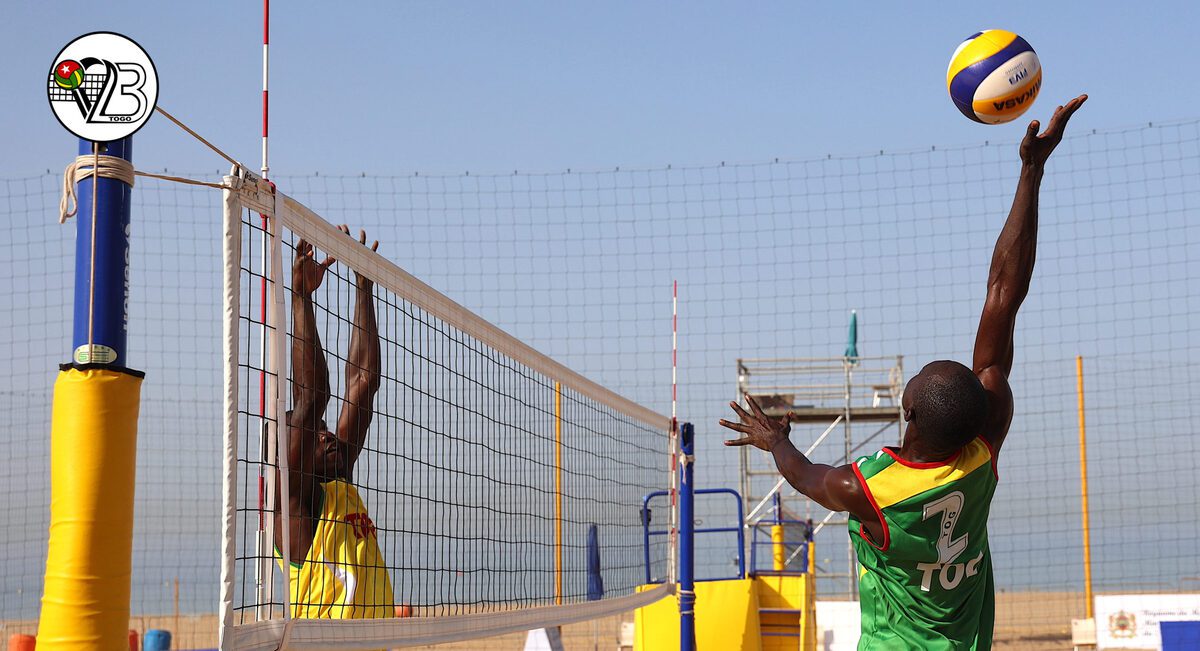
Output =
[{"x1": 844, "y1": 310, "x2": 859, "y2": 364}]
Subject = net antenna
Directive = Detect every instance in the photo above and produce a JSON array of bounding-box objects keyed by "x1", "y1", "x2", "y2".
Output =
[
  {"x1": 667, "y1": 280, "x2": 679, "y2": 586},
  {"x1": 252, "y1": 0, "x2": 276, "y2": 622},
  {"x1": 219, "y1": 171, "x2": 673, "y2": 649}
]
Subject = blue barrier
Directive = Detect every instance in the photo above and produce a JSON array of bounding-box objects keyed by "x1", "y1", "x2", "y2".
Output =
[{"x1": 1161, "y1": 620, "x2": 1200, "y2": 650}]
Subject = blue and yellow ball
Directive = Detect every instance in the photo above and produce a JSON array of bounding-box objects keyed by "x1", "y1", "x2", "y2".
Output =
[{"x1": 947, "y1": 30, "x2": 1041, "y2": 124}]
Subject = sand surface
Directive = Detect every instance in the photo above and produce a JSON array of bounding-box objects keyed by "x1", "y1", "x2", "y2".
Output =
[{"x1": 0, "y1": 592, "x2": 1111, "y2": 649}]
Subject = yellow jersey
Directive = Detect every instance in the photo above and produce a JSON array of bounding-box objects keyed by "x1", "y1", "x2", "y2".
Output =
[{"x1": 279, "y1": 479, "x2": 394, "y2": 619}]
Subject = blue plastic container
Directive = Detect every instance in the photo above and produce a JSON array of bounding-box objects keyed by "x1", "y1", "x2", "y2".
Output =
[{"x1": 143, "y1": 629, "x2": 171, "y2": 651}]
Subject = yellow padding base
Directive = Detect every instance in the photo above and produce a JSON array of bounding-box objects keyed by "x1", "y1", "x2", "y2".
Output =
[
  {"x1": 634, "y1": 575, "x2": 817, "y2": 651},
  {"x1": 38, "y1": 367, "x2": 142, "y2": 650},
  {"x1": 635, "y1": 579, "x2": 762, "y2": 651}
]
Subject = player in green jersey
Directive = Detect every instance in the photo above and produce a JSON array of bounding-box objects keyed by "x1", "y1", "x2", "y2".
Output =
[{"x1": 722, "y1": 94, "x2": 1088, "y2": 650}]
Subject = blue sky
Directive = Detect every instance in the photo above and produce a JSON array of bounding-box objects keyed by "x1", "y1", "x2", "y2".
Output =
[
  {"x1": 3, "y1": 1, "x2": 1198, "y2": 176},
  {"x1": 3, "y1": 0, "x2": 1200, "y2": 624}
]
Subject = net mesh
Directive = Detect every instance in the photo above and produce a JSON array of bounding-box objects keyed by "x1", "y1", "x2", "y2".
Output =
[
  {"x1": 1, "y1": 119, "x2": 1198, "y2": 649},
  {"x1": 226, "y1": 200, "x2": 671, "y2": 638}
]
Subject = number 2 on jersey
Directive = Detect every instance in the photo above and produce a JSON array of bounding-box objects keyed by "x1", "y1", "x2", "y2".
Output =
[{"x1": 923, "y1": 491, "x2": 968, "y2": 564}]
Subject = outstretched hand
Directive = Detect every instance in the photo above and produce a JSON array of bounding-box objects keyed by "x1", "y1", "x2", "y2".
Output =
[
  {"x1": 720, "y1": 394, "x2": 794, "y2": 452},
  {"x1": 338, "y1": 224, "x2": 379, "y2": 288},
  {"x1": 293, "y1": 238, "x2": 334, "y2": 295},
  {"x1": 1020, "y1": 94, "x2": 1088, "y2": 167}
]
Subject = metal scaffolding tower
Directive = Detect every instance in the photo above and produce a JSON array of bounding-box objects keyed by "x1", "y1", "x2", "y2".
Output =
[{"x1": 736, "y1": 355, "x2": 905, "y2": 597}]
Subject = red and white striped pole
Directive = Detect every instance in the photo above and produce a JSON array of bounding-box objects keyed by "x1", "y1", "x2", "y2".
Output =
[
  {"x1": 261, "y1": 0, "x2": 270, "y2": 180},
  {"x1": 255, "y1": 0, "x2": 272, "y2": 620},
  {"x1": 667, "y1": 280, "x2": 678, "y2": 584}
]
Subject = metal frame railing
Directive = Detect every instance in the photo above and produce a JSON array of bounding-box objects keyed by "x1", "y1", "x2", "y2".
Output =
[{"x1": 641, "y1": 488, "x2": 746, "y2": 584}]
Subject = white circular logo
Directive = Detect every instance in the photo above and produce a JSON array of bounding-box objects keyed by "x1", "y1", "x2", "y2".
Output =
[{"x1": 47, "y1": 32, "x2": 158, "y2": 142}]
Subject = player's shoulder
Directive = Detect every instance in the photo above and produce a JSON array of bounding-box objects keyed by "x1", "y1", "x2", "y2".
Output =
[{"x1": 854, "y1": 448, "x2": 898, "y2": 478}]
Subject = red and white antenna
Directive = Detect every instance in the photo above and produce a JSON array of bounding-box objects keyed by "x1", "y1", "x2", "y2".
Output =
[
  {"x1": 255, "y1": 0, "x2": 273, "y2": 618},
  {"x1": 261, "y1": 0, "x2": 270, "y2": 179},
  {"x1": 667, "y1": 280, "x2": 679, "y2": 584}
]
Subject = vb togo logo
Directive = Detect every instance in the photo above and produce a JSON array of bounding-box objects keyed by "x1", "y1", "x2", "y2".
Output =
[{"x1": 48, "y1": 32, "x2": 158, "y2": 141}]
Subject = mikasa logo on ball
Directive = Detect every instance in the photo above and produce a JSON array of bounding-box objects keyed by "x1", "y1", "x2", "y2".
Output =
[
  {"x1": 992, "y1": 79, "x2": 1041, "y2": 112},
  {"x1": 47, "y1": 32, "x2": 158, "y2": 141}
]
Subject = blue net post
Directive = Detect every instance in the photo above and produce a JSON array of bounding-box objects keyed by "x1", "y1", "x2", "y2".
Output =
[
  {"x1": 679, "y1": 422, "x2": 696, "y2": 651},
  {"x1": 39, "y1": 135, "x2": 143, "y2": 648},
  {"x1": 72, "y1": 136, "x2": 133, "y2": 366}
]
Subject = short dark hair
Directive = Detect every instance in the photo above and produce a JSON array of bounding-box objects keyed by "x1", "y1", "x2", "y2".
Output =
[{"x1": 910, "y1": 361, "x2": 988, "y2": 454}]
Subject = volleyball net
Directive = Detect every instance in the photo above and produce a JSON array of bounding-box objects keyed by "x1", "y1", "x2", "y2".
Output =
[{"x1": 219, "y1": 172, "x2": 673, "y2": 649}]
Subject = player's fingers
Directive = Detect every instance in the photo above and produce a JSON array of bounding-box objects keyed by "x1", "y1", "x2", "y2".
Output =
[
  {"x1": 729, "y1": 401, "x2": 754, "y2": 422},
  {"x1": 1063, "y1": 94, "x2": 1087, "y2": 118},
  {"x1": 718, "y1": 419, "x2": 751, "y2": 434},
  {"x1": 723, "y1": 437, "x2": 752, "y2": 447},
  {"x1": 321, "y1": 256, "x2": 335, "y2": 268},
  {"x1": 745, "y1": 393, "x2": 768, "y2": 419},
  {"x1": 371, "y1": 240, "x2": 379, "y2": 252},
  {"x1": 338, "y1": 224, "x2": 349, "y2": 235},
  {"x1": 359, "y1": 229, "x2": 368, "y2": 245},
  {"x1": 1025, "y1": 120, "x2": 1039, "y2": 139}
]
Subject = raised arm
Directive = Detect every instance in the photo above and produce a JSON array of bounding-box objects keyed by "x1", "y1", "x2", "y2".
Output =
[
  {"x1": 973, "y1": 95, "x2": 1087, "y2": 454},
  {"x1": 277, "y1": 239, "x2": 335, "y2": 562},
  {"x1": 335, "y1": 227, "x2": 382, "y2": 473},
  {"x1": 290, "y1": 239, "x2": 335, "y2": 432},
  {"x1": 722, "y1": 396, "x2": 876, "y2": 524}
]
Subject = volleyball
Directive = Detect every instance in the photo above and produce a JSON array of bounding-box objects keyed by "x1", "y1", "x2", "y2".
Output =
[
  {"x1": 947, "y1": 30, "x2": 1041, "y2": 124},
  {"x1": 53, "y1": 59, "x2": 84, "y2": 90}
]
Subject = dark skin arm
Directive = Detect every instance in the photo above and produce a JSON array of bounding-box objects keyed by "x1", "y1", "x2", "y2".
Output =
[
  {"x1": 277, "y1": 238, "x2": 335, "y2": 562},
  {"x1": 721, "y1": 96, "x2": 1088, "y2": 545},
  {"x1": 973, "y1": 95, "x2": 1087, "y2": 456},
  {"x1": 721, "y1": 395, "x2": 881, "y2": 541},
  {"x1": 335, "y1": 225, "x2": 382, "y2": 474}
]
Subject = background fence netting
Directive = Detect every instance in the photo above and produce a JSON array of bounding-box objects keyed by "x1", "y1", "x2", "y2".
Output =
[{"x1": 2, "y1": 118, "x2": 1198, "y2": 648}]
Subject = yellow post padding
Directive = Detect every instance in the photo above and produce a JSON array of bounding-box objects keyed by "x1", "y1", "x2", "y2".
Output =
[
  {"x1": 636, "y1": 576, "x2": 819, "y2": 651},
  {"x1": 38, "y1": 367, "x2": 142, "y2": 650},
  {"x1": 771, "y1": 524, "x2": 786, "y2": 571},
  {"x1": 635, "y1": 580, "x2": 763, "y2": 651}
]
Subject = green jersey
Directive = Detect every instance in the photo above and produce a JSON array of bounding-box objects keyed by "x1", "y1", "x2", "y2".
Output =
[{"x1": 848, "y1": 437, "x2": 999, "y2": 650}]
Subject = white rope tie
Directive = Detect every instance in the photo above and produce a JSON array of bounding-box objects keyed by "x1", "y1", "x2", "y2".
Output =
[
  {"x1": 59, "y1": 154, "x2": 136, "y2": 223},
  {"x1": 57, "y1": 104, "x2": 253, "y2": 225}
]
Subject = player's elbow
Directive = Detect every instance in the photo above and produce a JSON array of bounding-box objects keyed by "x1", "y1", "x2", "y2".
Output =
[
  {"x1": 349, "y1": 369, "x2": 382, "y2": 394},
  {"x1": 983, "y1": 284, "x2": 1026, "y2": 320}
]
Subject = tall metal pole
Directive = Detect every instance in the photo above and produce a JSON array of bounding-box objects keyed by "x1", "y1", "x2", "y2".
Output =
[
  {"x1": 843, "y1": 359, "x2": 855, "y2": 597},
  {"x1": 679, "y1": 423, "x2": 696, "y2": 651},
  {"x1": 1076, "y1": 356, "x2": 1094, "y2": 618},
  {"x1": 40, "y1": 136, "x2": 143, "y2": 649},
  {"x1": 71, "y1": 137, "x2": 133, "y2": 365},
  {"x1": 554, "y1": 382, "x2": 564, "y2": 605}
]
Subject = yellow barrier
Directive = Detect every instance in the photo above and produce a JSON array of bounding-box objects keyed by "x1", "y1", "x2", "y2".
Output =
[
  {"x1": 38, "y1": 367, "x2": 143, "y2": 650},
  {"x1": 636, "y1": 580, "x2": 762, "y2": 651},
  {"x1": 635, "y1": 574, "x2": 817, "y2": 651}
]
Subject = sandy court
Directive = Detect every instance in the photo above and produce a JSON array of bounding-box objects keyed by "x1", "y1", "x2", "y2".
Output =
[{"x1": 1, "y1": 591, "x2": 1115, "y2": 650}]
